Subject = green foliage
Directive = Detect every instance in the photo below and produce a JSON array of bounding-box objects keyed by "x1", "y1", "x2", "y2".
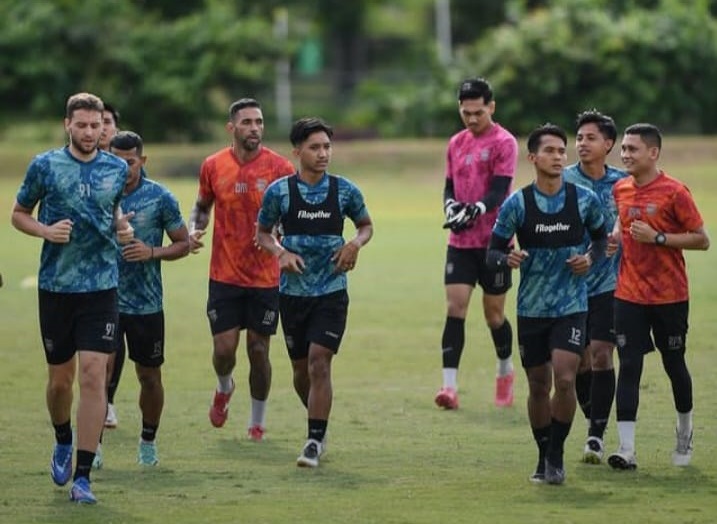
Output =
[
  {"x1": 348, "y1": 1, "x2": 717, "y2": 136},
  {"x1": 457, "y1": 1, "x2": 717, "y2": 134},
  {"x1": 2, "y1": 1, "x2": 717, "y2": 139},
  {"x1": 0, "y1": 1, "x2": 291, "y2": 141}
]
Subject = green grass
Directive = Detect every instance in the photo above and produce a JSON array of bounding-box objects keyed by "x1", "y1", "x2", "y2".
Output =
[{"x1": 1, "y1": 139, "x2": 717, "y2": 523}]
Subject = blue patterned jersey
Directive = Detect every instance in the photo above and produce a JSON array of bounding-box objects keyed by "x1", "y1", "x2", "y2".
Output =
[
  {"x1": 118, "y1": 177, "x2": 185, "y2": 314},
  {"x1": 16, "y1": 147, "x2": 128, "y2": 292},
  {"x1": 493, "y1": 181, "x2": 605, "y2": 317},
  {"x1": 258, "y1": 172, "x2": 369, "y2": 297},
  {"x1": 563, "y1": 163, "x2": 627, "y2": 296}
]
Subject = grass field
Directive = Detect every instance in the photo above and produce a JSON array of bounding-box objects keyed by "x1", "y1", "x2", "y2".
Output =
[{"x1": 1, "y1": 138, "x2": 717, "y2": 523}]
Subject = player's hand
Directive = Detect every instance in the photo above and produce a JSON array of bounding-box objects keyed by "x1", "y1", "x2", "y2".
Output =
[
  {"x1": 606, "y1": 231, "x2": 620, "y2": 257},
  {"x1": 332, "y1": 239, "x2": 360, "y2": 272},
  {"x1": 116, "y1": 211, "x2": 135, "y2": 245},
  {"x1": 443, "y1": 201, "x2": 478, "y2": 232},
  {"x1": 567, "y1": 253, "x2": 592, "y2": 275},
  {"x1": 121, "y1": 239, "x2": 152, "y2": 262},
  {"x1": 443, "y1": 199, "x2": 463, "y2": 221},
  {"x1": 629, "y1": 220, "x2": 656, "y2": 244},
  {"x1": 189, "y1": 229, "x2": 206, "y2": 254},
  {"x1": 278, "y1": 249, "x2": 305, "y2": 274},
  {"x1": 506, "y1": 249, "x2": 529, "y2": 269},
  {"x1": 44, "y1": 218, "x2": 73, "y2": 244}
]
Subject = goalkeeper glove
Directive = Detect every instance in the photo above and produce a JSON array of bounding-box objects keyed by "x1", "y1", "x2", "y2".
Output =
[
  {"x1": 443, "y1": 199, "x2": 467, "y2": 229},
  {"x1": 444, "y1": 201, "x2": 486, "y2": 232}
]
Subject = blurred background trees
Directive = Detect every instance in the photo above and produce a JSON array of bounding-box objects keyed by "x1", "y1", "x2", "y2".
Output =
[{"x1": 1, "y1": 0, "x2": 716, "y2": 141}]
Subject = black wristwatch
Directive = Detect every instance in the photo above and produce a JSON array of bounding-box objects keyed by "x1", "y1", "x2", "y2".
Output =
[{"x1": 654, "y1": 232, "x2": 667, "y2": 246}]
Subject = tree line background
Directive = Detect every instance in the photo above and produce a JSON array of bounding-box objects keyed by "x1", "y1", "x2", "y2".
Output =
[{"x1": 1, "y1": 0, "x2": 716, "y2": 142}]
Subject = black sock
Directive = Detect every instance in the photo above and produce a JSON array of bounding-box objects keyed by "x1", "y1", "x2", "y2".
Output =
[
  {"x1": 141, "y1": 421, "x2": 159, "y2": 442},
  {"x1": 441, "y1": 317, "x2": 465, "y2": 368},
  {"x1": 53, "y1": 420, "x2": 72, "y2": 445},
  {"x1": 547, "y1": 418, "x2": 572, "y2": 469},
  {"x1": 575, "y1": 369, "x2": 593, "y2": 420},
  {"x1": 589, "y1": 369, "x2": 615, "y2": 438},
  {"x1": 308, "y1": 419, "x2": 328, "y2": 443},
  {"x1": 532, "y1": 425, "x2": 550, "y2": 472},
  {"x1": 491, "y1": 319, "x2": 512, "y2": 360},
  {"x1": 74, "y1": 450, "x2": 94, "y2": 481}
]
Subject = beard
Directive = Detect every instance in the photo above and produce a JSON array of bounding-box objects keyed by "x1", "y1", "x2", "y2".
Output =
[
  {"x1": 237, "y1": 132, "x2": 261, "y2": 152},
  {"x1": 70, "y1": 134, "x2": 99, "y2": 155}
]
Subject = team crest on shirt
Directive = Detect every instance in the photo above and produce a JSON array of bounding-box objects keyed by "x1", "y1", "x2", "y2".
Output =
[
  {"x1": 464, "y1": 154, "x2": 473, "y2": 166},
  {"x1": 255, "y1": 178, "x2": 268, "y2": 192},
  {"x1": 480, "y1": 148, "x2": 491, "y2": 161},
  {"x1": 628, "y1": 207, "x2": 641, "y2": 219},
  {"x1": 645, "y1": 203, "x2": 658, "y2": 215},
  {"x1": 616, "y1": 334, "x2": 626, "y2": 348}
]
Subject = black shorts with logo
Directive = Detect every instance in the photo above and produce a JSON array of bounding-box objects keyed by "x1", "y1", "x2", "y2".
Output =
[
  {"x1": 206, "y1": 280, "x2": 280, "y2": 336},
  {"x1": 279, "y1": 290, "x2": 349, "y2": 359},
  {"x1": 518, "y1": 312, "x2": 587, "y2": 368},
  {"x1": 586, "y1": 291, "x2": 616, "y2": 345},
  {"x1": 444, "y1": 246, "x2": 512, "y2": 295},
  {"x1": 119, "y1": 311, "x2": 165, "y2": 368},
  {"x1": 39, "y1": 288, "x2": 119, "y2": 365},
  {"x1": 614, "y1": 299, "x2": 688, "y2": 355}
]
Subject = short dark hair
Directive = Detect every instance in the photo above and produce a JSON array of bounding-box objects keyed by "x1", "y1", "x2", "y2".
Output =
[
  {"x1": 103, "y1": 103, "x2": 120, "y2": 126},
  {"x1": 229, "y1": 98, "x2": 261, "y2": 120},
  {"x1": 66, "y1": 92, "x2": 103, "y2": 119},
  {"x1": 575, "y1": 109, "x2": 617, "y2": 143},
  {"x1": 624, "y1": 123, "x2": 662, "y2": 149},
  {"x1": 527, "y1": 123, "x2": 567, "y2": 153},
  {"x1": 290, "y1": 117, "x2": 333, "y2": 147},
  {"x1": 458, "y1": 77, "x2": 493, "y2": 103},
  {"x1": 109, "y1": 130, "x2": 144, "y2": 156}
]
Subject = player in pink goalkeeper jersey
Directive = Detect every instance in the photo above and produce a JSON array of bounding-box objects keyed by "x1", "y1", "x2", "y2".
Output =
[{"x1": 435, "y1": 78, "x2": 519, "y2": 411}]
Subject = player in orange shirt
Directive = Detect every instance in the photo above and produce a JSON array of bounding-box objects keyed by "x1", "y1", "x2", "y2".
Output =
[
  {"x1": 606, "y1": 123, "x2": 710, "y2": 470},
  {"x1": 188, "y1": 98, "x2": 295, "y2": 441}
]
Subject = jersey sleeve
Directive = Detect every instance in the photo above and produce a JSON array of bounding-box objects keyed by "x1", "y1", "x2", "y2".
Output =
[
  {"x1": 197, "y1": 158, "x2": 215, "y2": 202},
  {"x1": 257, "y1": 179, "x2": 283, "y2": 227},
  {"x1": 492, "y1": 190, "x2": 523, "y2": 240},
  {"x1": 15, "y1": 156, "x2": 45, "y2": 209},
  {"x1": 673, "y1": 187, "x2": 704, "y2": 231},
  {"x1": 278, "y1": 157, "x2": 296, "y2": 177},
  {"x1": 340, "y1": 178, "x2": 369, "y2": 223},
  {"x1": 493, "y1": 135, "x2": 519, "y2": 178},
  {"x1": 583, "y1": 189, "x2": 606, "y2": 233},
  {"x1": 161, "y1": 188, "x2": 185, "y2": 232}
]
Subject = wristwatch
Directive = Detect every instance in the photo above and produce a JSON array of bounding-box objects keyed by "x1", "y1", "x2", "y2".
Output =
[{"x1": 654, "y1": 232, "x2": 667, "y2": 246}]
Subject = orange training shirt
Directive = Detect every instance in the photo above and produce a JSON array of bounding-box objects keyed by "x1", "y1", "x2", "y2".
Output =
[
  {"x1": 613, "y1": 171, "x2": 704, "y2": 304},
  {"x1": 198, "y1": 146, "x2": 295, "y2": 287}
]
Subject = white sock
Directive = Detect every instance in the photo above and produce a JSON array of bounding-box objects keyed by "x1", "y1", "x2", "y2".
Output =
[
  {"x1": 442, "y1": 368, "x2": 458, "y2": 390},
  {"x1": 497, "y1": 358, "x2": 513, "y2": 377},
  {"x1": 677, "y1": 410, "x2": 693, "y2": 435},
  {"x1": 217, "y1": 374, "x2": 234, "y2": 393},
  {"x1": 617, "y1": 421, "x2": 636, "y2": 453},
  {"x1": 250, "y1": 398, "x2": 267, "y2": 427}
]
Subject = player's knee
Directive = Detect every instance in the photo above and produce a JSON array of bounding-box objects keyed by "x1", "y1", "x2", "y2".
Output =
[
  {"x1": 137, "y1": 367, "x2": 162, "y2": 390},
  {"x1": 590, "y1": 342, "x2": 614, "y2": 370}
]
